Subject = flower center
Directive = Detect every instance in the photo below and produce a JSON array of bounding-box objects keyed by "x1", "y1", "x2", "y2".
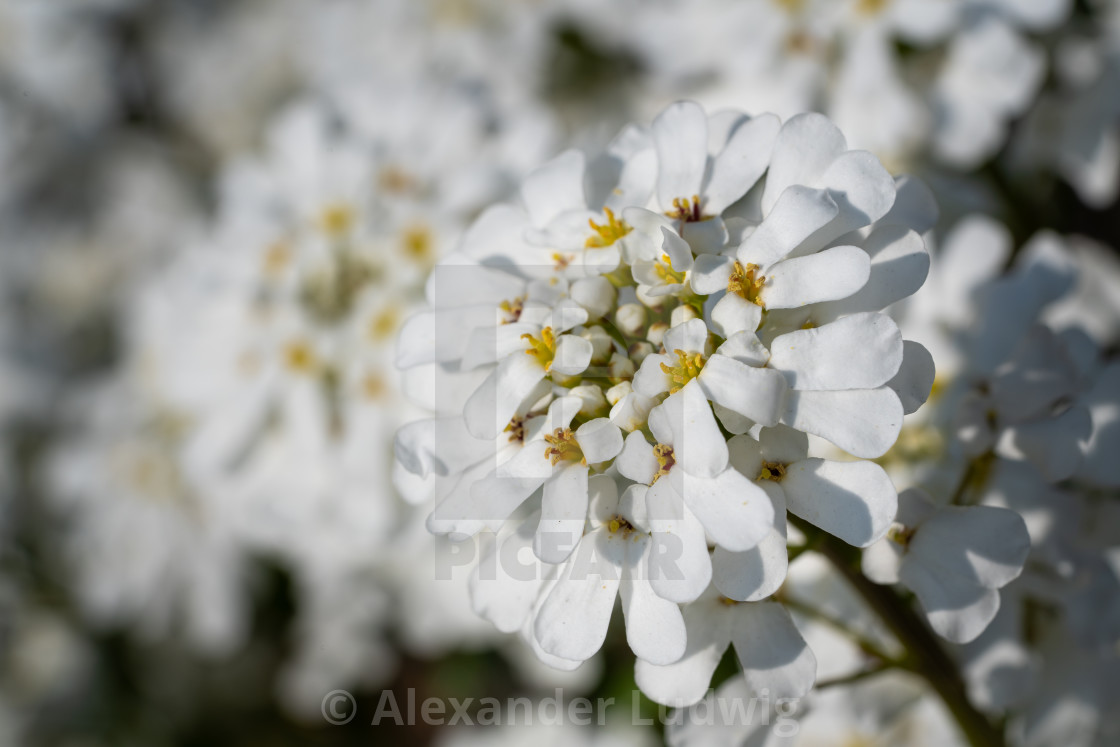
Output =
[
  {"x1": 552, "y1": 252, "x2": 573, "y2": 271},
  {"x1": 299, "y1": 249, "x2": 378, "y2": 325},
  {"x1": 586, "y1": 207, "x2": 632, "y2": 248},
  {"x1": 856, "y1": 0, "x2": 889, "y2": 16},
  {"x1": 319, "y1": 204, "x2": 355, "y2": 238},
  {"x1": 401, "y1": 224, "x2": 434, "y2": 264},
  {"x1": 887, "y1": 522, "x2": 915, "y2": 547},
  {"x1": 500, "y1": 296, "x2": 525, "y2": 324},
  {"x1": 505, "y1": 415, "x2": 526, "y2": 444},
  {"x1": 757, "y1": 461, "x2": 788, "y2": 482},
  {"x1": 522, "y1": 327, "x2": 558, "y2": 371},
  {"x1": 666, "y1": 195, "x2": 708, "y2": 223},
  {"x1": 654, "y1": 253, "x2": 687, "y2": 285},
  {"x1": 660, "y1": 349, "x2": 706, "y2": 393},
  {"x1": 284, "y1": 340, "x2": 317, "y2": 373},
  {"x1": 727, "y1": 261, "x2": 766, "y2": 306},
  {"x1": 263, "y1": 242, "x2": 291, "y2": 276},
  {"x1": 652, "y1": 443, "x2": 676, "y2": 483},
  {"x1": 544, "y1": 427, "x2": 585, "y2": 465},
  {"x1": 607, "y1": 515, "x2": 636, "y2": 535}
]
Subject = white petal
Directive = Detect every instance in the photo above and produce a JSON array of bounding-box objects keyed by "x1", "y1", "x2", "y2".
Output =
[
  {"x1": 698, "y1": 355, "x2": 789, "y2": 426},
  {"x1": 635, "y1": 604, "x2": 728, "y2": 707},
  {"x1": 703, "y1": 113, "x2": 781, "y2": 214},
  {"x1": 909, "y1": 505, "x2": 1030, "y2": 590},
  {"x1": 782, "y1": 459, "x2": 898, "y2": 547},
  {"x1": 520, "y1": 149, "x2": 586, "y2": 227},
  {"x1": 781, "y1": 387, "x2": 904, "y2": 459},
  {"x1": 471, "y1": 518, "x2": 544, "y2": 633},
  {"x1": 814, "y1": 150, "x2": 897, "y2": 239},
  {"x1": 681, "y1": 217, "x2": 730, "y2": 255},
  {"x1": 729, "y1": 602, "x2": 817, "y2": 700},
  {"x1": 861, "y1": 538, "x2": 905, "y2": 585},
  {"x1": 649, "y1": 380, "x2": 729, "y2": 478},
  {"x1": 901, "y1": 563, "x2": 1001, "y2": 644},
  {"x1": 570, "y1": 277, "x2": 617, "y2": 321},
  {"x1": 690, "y1": 254, "x2": 735, "y2": 296},
  {"x1": 616, "y1": 430, "x2": 658, "y2": 484},
  {"x1": 758, "y1": 424, "x2": 809, "y2": 464},
  {"x1": 760, "y1": 245, "x2": 870, "y2": 310},
  {"x1": 662, "y1": 227, "x2": 695, "y2": 272},
  {"x1": 763, "y1": 112, "x2": 847, "y2": 215},
  {"x1": 575, "y1": 417, "x2": 624, "y2": 465},
  {"x1": 738, "y1": 186, "x2": 839, "y2": 270},
  {"x1": 714, "y1": 332, "x2": 770, "y2": 367},
  {"x1": 996, "y1": 406, "x2": 1091, "y2": 482},
  {"x1": 768, "y1": 312, "x2": 903, "y2": 391},
  {"x1": 671, "y1": 467, "x2": 775, "y2": 553},
  {"x1": 621, "y1": 536, "x2": 688, "y2": 665},
  {"x1": 710, "y1": 292, "x2": 763, "y2": 337},
  {"x1": 534, "y1": 530, "x2": 623, "y2": 661},
  {"x1": 647, "y1": 478, "x2": 713, "y2": 604},
  {"x1": 654, "y1": 101, "x2": 709, "y2": 210},
  {"x1": 550, "y1": 334, "x2": 594, "y2": 376},
  {"x1": 713, "y1": 483, "x2": 788, "y2": 602},
  {"x1": 664, "y1": 318, "x2": 710, "y2": 356},
  {"x1": 464, "y1": 352, "x2": 546, "y2": 439},
  {"x1": 633, "y1": 353, "x2": 674, "y2": 398},
  {"x1": 535, "y1": 464, "x2": 590, "y2": 564},
  {"x1": 636, "y1": 609, "x2": 730, "y2": 707},
  {"x1": 887, "y1": 341, "x2": 936, "y2": 415},
  {"x1": 814, "y1": 226, "x2": 930, "y2": 320}
]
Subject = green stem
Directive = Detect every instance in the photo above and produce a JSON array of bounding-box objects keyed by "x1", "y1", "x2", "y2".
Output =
[{"x1": 790, "y1": 517, "x2": 1006, "y2": 747}]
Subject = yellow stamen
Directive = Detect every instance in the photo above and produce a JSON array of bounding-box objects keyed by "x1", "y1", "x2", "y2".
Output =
[
  {"x1": 887, "y1": 522, "x2": 915, "y2": 547},
  {"x1": 369, "y1": 307, "x2": 399, "y2": 341},
  {"x1": 856, "y1": 0, "x2": 889, "y2": 16},
  {"x1": 522, "y1": 327, "x2": 557, "y2": 371},
  {"x1": 758, "y1": 461, "x2": 788, "y2": 482},
  {"x1": 363, "y1": 373, "x2": 386, "y2": 399},
  {"x1": 319, "y1": 204, "x2": 354, "y2": 237},
  {"x1": 499, "y1": 296, "x2": 525, "y2": 324},
  {"x1": 504, "y1": 416, "x2": 526, "y2": 444},
  {"x1": 660, "y1": 349, "x2": 706, "y2": 393},
  {"x1": 586, "y1": 207, "x2": 633, "y2": 248},
  {"x1": 727, "y1": 261, "x2": 766, "y2": 307},
  {"x1": 652, "y1": 443, "x2": 676, "y2": 483},
  {"x1": 718, "y1": 596, "x2": 740, "y2": 606},
  {"x1": 654, "y1": 253, "x2": 687, "y2": 285},
  {"x1": 263, "y1": 242, "x2": 290, "y2": 275},
  {"x1": 401, "y1": 225, "x2": 433, "y2": 263},
  {"x1": 552, "y1": 252, "x2": 573, "y2": 271},
  {"x1": 284, "y1": 341, "x2": 316, "y2": 373},
  {"x1": 666, "y1": 195, "x2": 706, "y2": 222},
  {"x1": 543, "y1": 427, "x2": 585, "y2": 466}
]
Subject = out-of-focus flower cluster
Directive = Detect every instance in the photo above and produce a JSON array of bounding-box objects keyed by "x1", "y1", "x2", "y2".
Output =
[{"x1": 0, "y1": 2, "x2": 1118, "y2": 747}]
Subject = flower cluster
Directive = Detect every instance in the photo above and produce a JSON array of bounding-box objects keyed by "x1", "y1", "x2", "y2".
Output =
[{"x1": 397, "y1": 100, "x2": 940, "y2": 704}]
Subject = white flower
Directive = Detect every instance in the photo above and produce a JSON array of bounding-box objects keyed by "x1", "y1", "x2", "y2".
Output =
[
  {"x1": 863, "y1": 488, "x2": 1031, "y2": 643},
  {"x1": 532, "y1": 478, "x2": 687, "y2": 666},
  {"x1": 635, "y1": 585, "x2": 816, "y2": 708}
]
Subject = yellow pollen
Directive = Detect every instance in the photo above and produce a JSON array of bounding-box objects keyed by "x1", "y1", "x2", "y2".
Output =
[
  {"x1": 652, "y1": 443, "x2": 676, "y2": 483},
  {"x1": 543, "y1": 427, "x2": 585, "y2": 466},
  {"x1": 500, "y1": 296, "x2": 525, "y2": 324},
  {"x1": 660, "y1": 349, "x2": 706, "y2": 393},
  {"x1": 856, "y1": 0, "x2": 889, "y2": 16},
  {"x1": 378, "y1": 165, "x2": 416, "y2": 194},
  {"x1": 607, "y1": 515, "x2": 634, "y2": 534},
  {"x1": 586, "y1": 207, "x2": 633, "y2": 248},
  {"x1": 504, "y1": 416, "x2": 526, "y2": 443},
  {"x1": 263, "y1": 242, "x2": 291, "y2": 275},
  {"x1": 727, "y1": 261, "x2": 766, "y2": 306},
  {"x1": 522, "y1": 327, "x2": 558, "y2": 371},
  {"x1": 654, "y1": 253, "x2": 687, "y2": 285},
  {"x1": 552, "y1": 252, "x2": 573, "y2": 271},
  {"x1": 887, "y1": 522, "x2": 915, "y2": 547},
  {"x1": 369, "y1": 307, "x2": 399, "y2": 341},
  {"x1": 363, "y1": 373, "x2": 387, "y2": 399},
  {"x1": 284, "y1": 341, "x2": 317, "y2": 373},
  {"x1": 718, "y1": 596, "x2": 740, "y2": 606},
  {"x1": 401, "y1": 225, "x2": 433, "y2": 262},
  {"x1": 758, "y1": 461, "x2": 788, "y2": 482},
  {"x1": 319, "y1": 204, "x2": 355, "y2": 237},
  {"x1": 666, "y1": 195, "x2": 706, "y2": 222}
]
